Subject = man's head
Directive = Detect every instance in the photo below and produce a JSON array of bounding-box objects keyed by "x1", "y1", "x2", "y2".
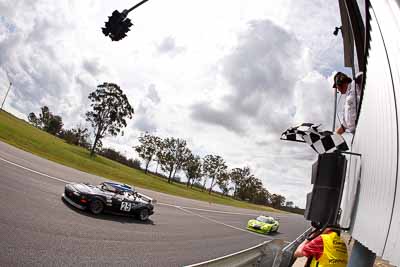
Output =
[{"x1": 333, "y1": 72, "x2": 352, "y2": 94}]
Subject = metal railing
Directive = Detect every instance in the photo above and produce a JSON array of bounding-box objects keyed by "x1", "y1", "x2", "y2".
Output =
[
  {"x1": 185, "y1": 227, "x2": 313, "y2": 267},
  {"x1": 272, "y1": 227, "x2": 313, "y2": 267}
]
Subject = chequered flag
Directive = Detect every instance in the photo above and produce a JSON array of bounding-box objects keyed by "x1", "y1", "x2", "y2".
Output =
[{"x1": 281, "y1": 123, "x2": 349, "y2": 154}]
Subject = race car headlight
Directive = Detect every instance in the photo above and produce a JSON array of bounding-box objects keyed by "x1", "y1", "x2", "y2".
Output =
[{"x1": 73, "y1": 191, "x2": 80, "y2": 196}]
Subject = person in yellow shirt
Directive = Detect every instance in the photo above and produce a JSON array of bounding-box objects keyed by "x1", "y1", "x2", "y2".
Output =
[{"x1": 294, "y1": 227, "x2": 348, "y2": 267}]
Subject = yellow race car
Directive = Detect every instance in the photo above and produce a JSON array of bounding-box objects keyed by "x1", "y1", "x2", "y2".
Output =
[{"x1": 247, "y1": 215, "x2": 279, "y2": 234}]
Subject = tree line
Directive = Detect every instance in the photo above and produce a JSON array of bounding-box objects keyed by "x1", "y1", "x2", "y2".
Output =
[
  {"x1": 26, "y1": 82, "x2": 302, "y2": 211},
  {"x1": 134, "y1": 133, "x2": 298, "y2": 209}
]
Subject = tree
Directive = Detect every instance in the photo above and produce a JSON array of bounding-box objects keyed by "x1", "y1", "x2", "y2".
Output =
[
  {"x1": 286, "y1": 201, "x2": 294, "y2": 208},
  {"x1": 158, "y1": 137, "x2": 178, "y2": 182},
  {"x1": 183, "y1": 154, "x2": 202, "y2": 188},
  {"x1": 271, "y1": 194, "x2": 286, "y2": 209},
  {"x1": 28, "y1": 112, "x2": 40, "y2": 127},
  {"x1": 171, "y1": 139, "x2": 191, "y2": 180},
  {"x1": 216, "y1": 170, "x2": 231, "y2": 196},
  {"x1": 39, "y1": 106, "x2": 51, "y2": 129},
  {"x1": 253, "y1": 187, "x2": 271, "y2": 205},
  {"x1": 135, "y1": 133, "x2": 162, "y2": 174},
  {"x1": 152, "y1": 137, "x2": 165, "y2": 174},
  {"x1": 73, "y1": 127, "x2": 90, "y2": 148},
  {"x1": 86, "y1": 83, "x2": 134, "y2": 156},
  {"x1": 230, "y1": 167, "x2": 251, "y2": 199},
  {"x1": 203, "y1": 154, "x2": 227, "y2": 194},
  {"x1": 158, "y1": 137, "x2": 191, "y2": 183},
  {"x1": 45, "y1": 115, "x2": 63, "y2": 135},
  {"x1": 28, "y1": 106, "x2": 64, "y2": 135},
  {"x1": 131, "y1": 158, "x2": 142, "y2": 169}
]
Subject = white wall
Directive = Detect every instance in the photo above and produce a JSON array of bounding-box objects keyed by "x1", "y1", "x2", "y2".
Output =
[{"x1": 341, "y1": 1, "x2": 400, "y2": 265}]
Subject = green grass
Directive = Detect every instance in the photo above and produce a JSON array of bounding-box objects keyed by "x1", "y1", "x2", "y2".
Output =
[{"x1": 0, "y1": 110, "x2": 282, "y2": 213}]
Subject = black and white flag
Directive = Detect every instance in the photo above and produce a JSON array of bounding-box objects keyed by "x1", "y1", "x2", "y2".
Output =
[{"x1": 281, "y1": 123, "x2": 349, "y2": 154}]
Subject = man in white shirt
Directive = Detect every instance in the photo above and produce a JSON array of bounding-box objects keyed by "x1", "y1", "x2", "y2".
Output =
[{"x1": 333, "y1": 72, "x2": 362, "y2": 135}]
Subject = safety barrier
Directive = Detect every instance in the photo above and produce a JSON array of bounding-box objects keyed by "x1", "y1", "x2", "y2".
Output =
[
  {"x1": 272, "y1": 227, "x2": 313, "y2": 267},
  {"x1": 185, "y1": 227, "x2": 313, "y2": 267}
]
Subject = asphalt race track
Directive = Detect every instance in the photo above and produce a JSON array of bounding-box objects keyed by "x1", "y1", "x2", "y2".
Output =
[{"x1": 0, "y1": 141, "x2": 309, "y2": 266}]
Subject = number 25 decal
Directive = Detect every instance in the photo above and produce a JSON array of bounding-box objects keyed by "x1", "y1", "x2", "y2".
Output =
[{"x1": 120, "y1": 202, "x2": 132, "y2": 211}]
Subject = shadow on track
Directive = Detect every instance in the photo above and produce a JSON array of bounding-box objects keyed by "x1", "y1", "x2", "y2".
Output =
[{"x1": 61, "y1": 197, "x2": 155, "y2": 225}]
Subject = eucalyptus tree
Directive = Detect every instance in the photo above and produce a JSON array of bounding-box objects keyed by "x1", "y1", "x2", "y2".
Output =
[
  {"x1": 135, "y1": 133, "x2": 162, "y2": 174},
  {"x1": 252, "y1": 187, "x2": 270, "y2": 205},
  {"x1": 158, "y1": 137, "x2": 190, "y2": 183},
  {"x1": 28, "y1": 106, "x2": 63, "y2": 135},
  {"x1": 158, "y1": 137, "x2": 177, "y2": 182},
  {"x1": 28, "y1": 112, "x2": 40, "y2": 127},
  {"x1": 230, "y1": 167, "x2": 251, "y2": 198},
  {"x1": 171, "y1": 139, "x2": 192, "y2": 180},
  {"x1": 271, "y1": 193, "x2": 286, "y2": 209},
  {"x1": 85, "y1": 82, "x2": 134, "y2": 156},
  {"x1": 39, "y1": 106, "x2": 51, "y2": 129},
  {"x1": 203, "y1": 154, "x2": 227, "y2": 194},
  {"x1": 216, "y1": 170, "x2": 231, "y2": 196},
  {"x1": 183, "y1": 153, "x2": 202, "y2": 188}
]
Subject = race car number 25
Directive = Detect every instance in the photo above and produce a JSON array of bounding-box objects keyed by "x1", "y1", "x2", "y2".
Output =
[{"x1": 120, "y1": 202, "x2": 132, "y2": 211}]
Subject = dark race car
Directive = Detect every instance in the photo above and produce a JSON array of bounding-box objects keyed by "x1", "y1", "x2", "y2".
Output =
[{"x1": 62, "y1": 181, "x2": 155, "y2": 221}]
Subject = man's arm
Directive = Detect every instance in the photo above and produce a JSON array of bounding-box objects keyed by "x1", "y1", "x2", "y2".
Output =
[
  {"x1": 294, "y1": 239, "x2": 308, "y2": 257},
  {"x1": 293, "y1": 236, "x2": 324, "y2": 259}
]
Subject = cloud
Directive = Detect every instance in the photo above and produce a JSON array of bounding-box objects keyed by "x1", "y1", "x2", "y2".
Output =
[
  {"x1": 0, "y1": 0, "x2": 345, "y2": 208},
  {"x1": 190, "y1": 102, "x2": 245, "y2": 134},
  {"x1": 0, "y1": 1, "x2": 109, "y2": 127},
  {"x1": 190, "y1": 19, "x2": 303, "y2": 136},
  {"x1": 132, "y1": 84, "x2": 162, "y2": 133},
  {"x1": 133, "y1": 112, "x2": 158, "y2": 133},
  {"x1": 157, "y1": 36, "x2": 185, "y2": 56},
  {"x1": 82, "y1": 58, "x2": 105, "y2": 76},
  {"x1": 146, "y1": 84, "x2": 161, "y2": 104}
]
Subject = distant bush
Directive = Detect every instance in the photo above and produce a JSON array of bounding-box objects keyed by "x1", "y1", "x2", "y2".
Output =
[
  {"x1": 28, "y1": 106, "x2": 63, "y2": 136},
  {"x1": 99, "y1": 147, "x2": 141, "y2": 170},
  {"x1": 131, "y1": 159, "x2": 141, "y2": 169},
  {"x1": 172, "y1": 176, "x2": 181, "y2": 183},
  {"x1": 59, "y1": 127, "x2": 91, "y2": 149}
]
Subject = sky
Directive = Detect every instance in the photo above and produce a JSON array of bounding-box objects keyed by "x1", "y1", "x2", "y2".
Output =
[{"x1": 0, "y1": 0, "x2": 352, "y2": 208}]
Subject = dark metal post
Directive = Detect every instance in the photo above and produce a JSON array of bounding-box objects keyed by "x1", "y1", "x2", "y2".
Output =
[
  {"x1": 125, "y1": 0, "x2": 150, "y2": 14},
  {"x1": 1, "y1": 81, "x2": 12, "y2": 110},
  {"x1": 333, "y1": 89, "x2": 338, "y2": 132},
  {"x1": 348, "y1": 240, "x2": 376, "y2": 267}
]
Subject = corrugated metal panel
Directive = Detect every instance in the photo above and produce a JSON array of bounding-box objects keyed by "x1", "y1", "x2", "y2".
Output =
[
  {"x1": 373, "y1": 1, "x2": 400, "y2": 265},
  {"x1": 346, "y1": 0, "x2": 399, "y2": 257},
  {"x1": 340, "y1": 153, "x2": 361, "y2": 229}
]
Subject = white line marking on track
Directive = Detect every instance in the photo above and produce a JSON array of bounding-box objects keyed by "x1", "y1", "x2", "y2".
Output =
[
  {"x1": 175, "y1": 206, "x2": 270, "y2": 238},
  {"x1": 0, "y1": 156, "x2": 72, "y2": 183},
  {"x1": 157, "y1": 202, "x2": 259, "y2": 216}
]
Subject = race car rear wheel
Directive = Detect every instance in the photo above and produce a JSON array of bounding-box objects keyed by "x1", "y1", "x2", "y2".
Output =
[
  {"x1": 89, "y1": 199, "x2": 104, "y2": 215},
  {"x1": 138, "y1": 208, "x2": 149, "y2": 221}
]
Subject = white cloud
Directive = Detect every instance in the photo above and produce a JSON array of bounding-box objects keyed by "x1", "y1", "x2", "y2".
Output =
[{"x1": 0, "y1": 0, "x2": 345, "y2": 208}]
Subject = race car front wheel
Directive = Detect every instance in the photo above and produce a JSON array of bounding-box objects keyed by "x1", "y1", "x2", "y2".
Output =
[
  {"x1": 138, "y1": 208, "x2": 149, "y2": 221},
  {"x1": 89, "y1": 199, "x2": 104, "y2": 215}
]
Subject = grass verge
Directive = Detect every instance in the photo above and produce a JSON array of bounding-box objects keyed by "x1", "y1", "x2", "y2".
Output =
[{"x1": 0, "y1": 110, "x2": 282, "y2": 213}]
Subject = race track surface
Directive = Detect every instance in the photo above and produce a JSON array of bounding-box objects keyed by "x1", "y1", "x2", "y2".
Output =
[{"x1": 0, "y1": 141, "x2": 309, "y2": 266}]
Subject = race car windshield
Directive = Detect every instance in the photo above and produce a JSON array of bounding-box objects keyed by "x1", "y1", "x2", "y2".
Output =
[
  {"x1": 256, "y1": 216, "x2": 274, "y2": 224},
  {"x1": 100, "y1": 182, "x2": 135, "y2": 194},
  {"x1": 98, "y1": 183, "x2": 116, "y2": 192}
]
